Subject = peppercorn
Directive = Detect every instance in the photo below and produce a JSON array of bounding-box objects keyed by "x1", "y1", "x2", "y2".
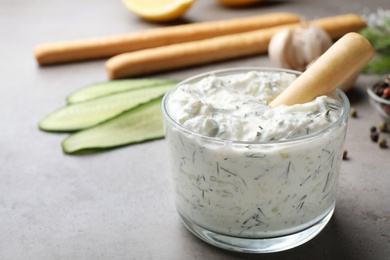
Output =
[
  {"x1": 379, "y1": 121, "x2": 388, "y2": 132},
  {"x1": 373, "y1": 81, "x2": 387, "y2": 96},
  {"x1": 378, "y1": 138, "x2": 388, "y2": 148},
  {"x1": 370, "y1": 132, "x2": 379, "y2": 142},
  {"x1": 382, "y1": 87, "x2": 390, "y2": 99},
  {"x1": 372, "y1": 75, "x2": 390, "y2": 99},
  {"x1": 386, "y1": 76, "x2": 390, "y2": 84},
  {"x1": 383, "y1": 105, "x2": 390, "y2": 115},
  {"x1": 370, "y1": 126, "x2": 377, "y2": 133},
  {"x1": 349, "y1": 107, "x2": 357, "y2": 118},
  {"x1": 342, "y1": 150, "x2": 348, "y2": 160}
]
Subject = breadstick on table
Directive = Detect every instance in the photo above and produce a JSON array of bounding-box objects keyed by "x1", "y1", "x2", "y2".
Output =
[
  {"x1": 105, "y1": 14, "x2": 367, "y2": 79},
  {"x1": 269, "y1": 32, "x2": 375, "y2": 107},
  {"x1": 34, "y1": 13, "x2": 300, "y2": 65}
]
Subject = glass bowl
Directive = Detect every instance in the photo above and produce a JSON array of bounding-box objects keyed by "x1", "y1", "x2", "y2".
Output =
[
  {"x1": 161, "y1": 67, "x2": 350, "y2": 253},
  {"x1": 367, "y1": 83, "x2": 390, "y2": 124}
]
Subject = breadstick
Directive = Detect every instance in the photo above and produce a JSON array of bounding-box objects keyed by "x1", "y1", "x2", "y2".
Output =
[
  {"x1": 269, "y1": 32, "x2": 374, "y2": 107},
  {"x1": 106, "y1": 14, "x2": 366, "y2": 79},
  {"x1": 34, "y1": 13, "x2": 300, "y2": 65},
  {"x1": 310, "y1": 14, "x2": 367, "y2": 39}
]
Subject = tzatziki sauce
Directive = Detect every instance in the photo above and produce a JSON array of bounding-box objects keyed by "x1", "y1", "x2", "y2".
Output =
[{"x1": 163, "y1": 70, "x2": 348, "y2": 238}]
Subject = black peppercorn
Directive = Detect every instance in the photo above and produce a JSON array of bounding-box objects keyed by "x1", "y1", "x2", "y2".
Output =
[
  {"x1": 370, "y1": 132, "x2": 379, "y2": 142},
  {"x1": 342, "y1": 150, "x2": 348, "y2": 160}
]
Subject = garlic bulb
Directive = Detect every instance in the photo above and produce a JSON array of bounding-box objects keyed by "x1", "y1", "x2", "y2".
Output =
[
  {"x1": 268, "y1": 25, "x2": 333, "y2": 72},
  {"x1": 269, "y1": 25, "x2": 358, "y2": 92}
]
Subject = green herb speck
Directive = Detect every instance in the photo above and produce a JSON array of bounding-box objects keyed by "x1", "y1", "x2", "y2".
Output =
[{"x1": 279, "y1": 152, "x2": 289, "y2": 159}]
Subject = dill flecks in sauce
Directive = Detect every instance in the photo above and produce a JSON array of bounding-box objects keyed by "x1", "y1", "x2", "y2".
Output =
[
  {"x1": 164, "y1": 71, "x2": 347, "y2": 238},
  {"x1": 167, "y1": 71, "x2": 341, "y2": 142}
]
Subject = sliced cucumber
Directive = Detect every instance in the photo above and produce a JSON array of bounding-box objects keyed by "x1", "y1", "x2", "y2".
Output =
[
  {"x1": 67, "y1": 78, "x2": 178, "y2": 104},
  {"x1": 62, "y1": 97, "x2": 164, "y2": 154},
  {"x1": 39, "y1": 82, "x2": 175, "y2": 132}
]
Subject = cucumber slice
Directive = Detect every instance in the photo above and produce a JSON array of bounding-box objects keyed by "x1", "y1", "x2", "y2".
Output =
[
  {"x1": 39, "y1": 82, "x2": 175, "y2": 132},
  {"x1": 67, "y1": 78, "x2": 178, "y2": 104},
  {"x1": 62, "y1": 97, "x2": 164, "y2": 154}
]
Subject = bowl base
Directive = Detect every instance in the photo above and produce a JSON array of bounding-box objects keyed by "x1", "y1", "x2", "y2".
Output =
[{"x1": 178, "y1": 208, "x2": 334, "y2": 253}]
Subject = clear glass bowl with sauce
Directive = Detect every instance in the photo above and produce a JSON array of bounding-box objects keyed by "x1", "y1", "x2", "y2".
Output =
[{"x1": 161, "y1": 67, "x2": 350, "y2": 253}]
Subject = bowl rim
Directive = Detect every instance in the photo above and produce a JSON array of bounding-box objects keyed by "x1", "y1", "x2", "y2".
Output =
[
  {"x1": 367, "y1": 85, "x2": 390, "y2": 105},
  {"x1": 161, "y1": 67, "x2": 350, "y2": 145}
]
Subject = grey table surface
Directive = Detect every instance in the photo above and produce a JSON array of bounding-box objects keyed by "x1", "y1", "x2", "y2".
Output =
[{"x1": 1, "y1": 0, "x2": 390, "y2": 259}]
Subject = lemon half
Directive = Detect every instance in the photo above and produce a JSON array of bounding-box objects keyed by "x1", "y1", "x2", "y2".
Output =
[{"x1": 122, "y1": 0, "x2": 194, "y2": 22}]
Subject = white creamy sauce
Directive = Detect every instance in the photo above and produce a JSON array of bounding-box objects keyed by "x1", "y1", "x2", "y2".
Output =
[
  {"x1": 167, "y1": 71, "x2": 340, "y2": 142},
  {"x1": 164, "y1": 71, "x2": 347, "y2": 238}
]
